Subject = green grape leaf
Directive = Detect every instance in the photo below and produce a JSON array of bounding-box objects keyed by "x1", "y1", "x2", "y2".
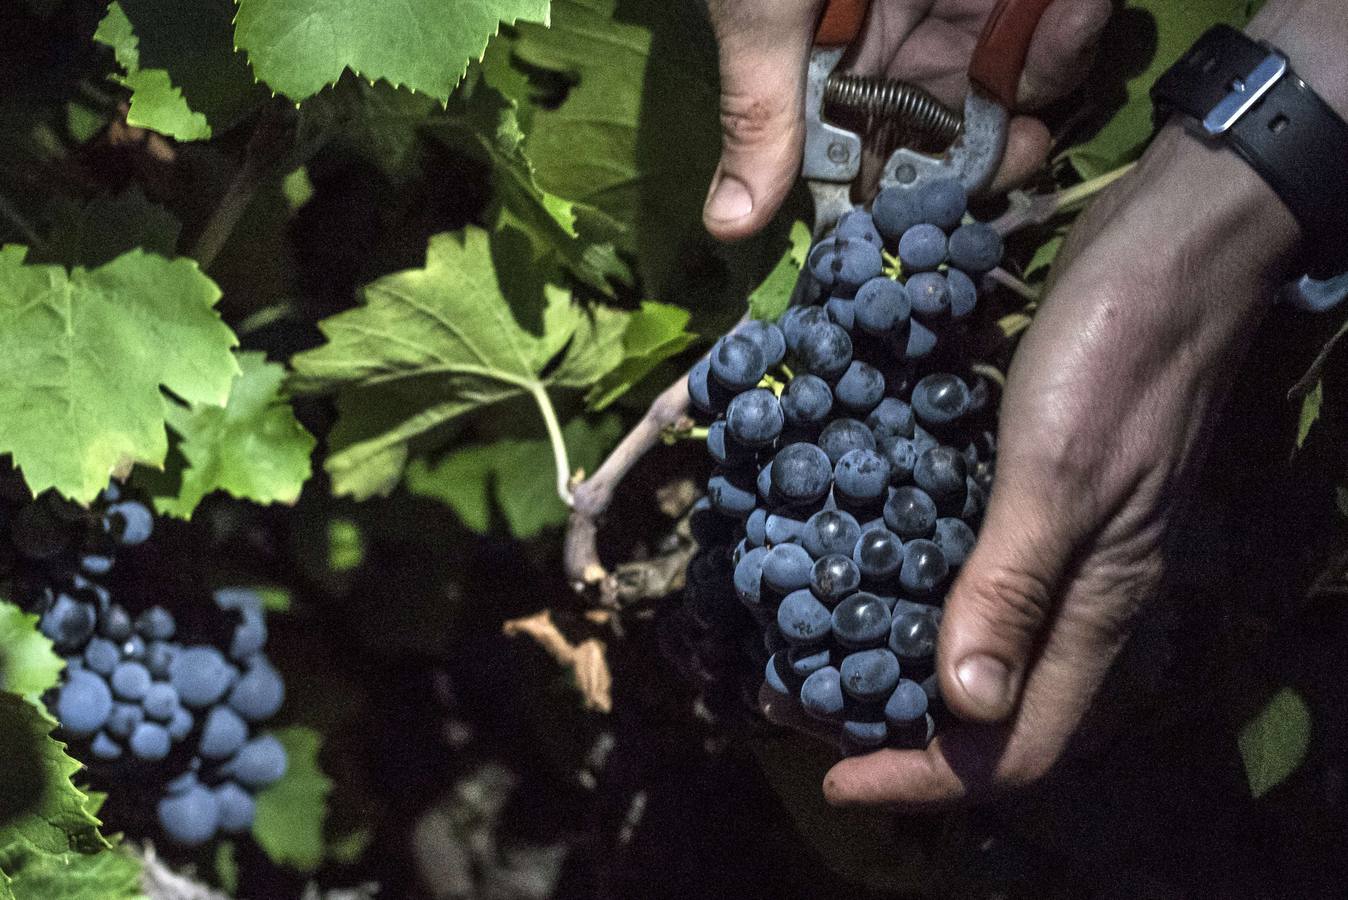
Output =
[
  {"x1": 491, "y1": 0, "x2": 722, "y2": 301},
  {"x1": 252, "y1": 726, "x2": 332, "y2": 872},
  {"x1": 233, "y1": 0, "x2": 552, "y2": 102},
  {"x1": 0, "y1": 246, "x2": 239, "y2": 504},
  {"x1": 288, "y1": 228, "x2": 627, "y2": 499},
  {"x1": 0, "y1": 694, "x2": 109, "y2": 861},
  {"x1": 405, "y1": 413, "x2": 620, "y2": 537},
  {"x1": 1239, "y1": 687, "x2": 1311, "y2": 799},
  {"x1": 135, "y1": 352, "x2": 315, "y2": 519},
  {"x1": 1065, "y1": 0, "x2": 1258, "y2": 178},
  {"x1": 40, "y1": 187, "x2": 180, "y2": 268},
  {"x1": 585, "y1": 301, "x2": 694, "y2": 410},
  {"x1": 1024, "y1": 229, "x2": 1068, "y2": 282},
  {"x1": 747, "y1": 221, "x2": 812, "y2": 321},
  {"x1": 0, "y1": 839, "x2": 143, "y2": 900},
  {"x1": 299, "y1": 76, "x2": 439, "y2": 186},
  {"x1": 0, "y1": 603, "x2": 64, "y2": 703},
  {"x1": 94, "y1": 0, "x2": 262, "y2": 142},
  {"x1": 1296, "y1": 381, "x2": 1322, "y2": 450}
]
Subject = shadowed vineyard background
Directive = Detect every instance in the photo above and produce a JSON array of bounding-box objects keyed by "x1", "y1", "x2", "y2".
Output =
[{"x1": 2, "y1": 0, "x2": 1348, "y2": 898}]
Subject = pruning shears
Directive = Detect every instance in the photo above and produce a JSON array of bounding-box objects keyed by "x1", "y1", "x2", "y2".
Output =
[{"x1": 803, "y1": 0, "x2": 1060, "y2": 236}]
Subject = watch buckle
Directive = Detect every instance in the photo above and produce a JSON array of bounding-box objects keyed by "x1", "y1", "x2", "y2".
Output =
[{"x1": 1201, "y1": 50, "x2": 1288, "y2": 136}]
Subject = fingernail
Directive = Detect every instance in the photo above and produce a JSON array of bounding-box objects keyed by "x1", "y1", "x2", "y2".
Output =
[
  {"x1": 704, "y1": 173, "x2": 753, "y2": 222},
  {"x1": 956, "y1": 654, "x2": 1013, "y2": 717}
]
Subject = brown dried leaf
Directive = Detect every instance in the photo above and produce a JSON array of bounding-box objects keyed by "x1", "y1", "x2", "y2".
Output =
[{"x1": 503, "y1": 610, "x2": 612, "y2": 713}]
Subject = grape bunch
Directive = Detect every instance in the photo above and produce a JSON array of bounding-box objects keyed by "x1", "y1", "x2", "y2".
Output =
[
  {"x1": 0, "y1": 470, "x2": 288, "y2": 847},
  {"x1": 683, "y1": 178, "x2": 1000, "y2": 754}
]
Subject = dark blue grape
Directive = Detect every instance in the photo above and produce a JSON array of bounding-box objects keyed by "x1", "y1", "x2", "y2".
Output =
[
  {"x1": 56, "y1": 669, "x2": 113, "y2": 737},
  {"x1": 912, "y1": 373, "x2": 971, "y2": 427},
  {"x1": 737, "y1": 320, "x2": 786, "y2": 367},
  {"x1": 853, "y1": 528, "x2": 904, "y2": 584},
  {"x1": 817, "y1": 418, "x2": 875, "y2": 465},
  {"x1": 200, "y1": 706, "x2": 248, "y2": 760},
  {"x1": 883, "y1": 486, "x2": 937, "y2": 539},
  {"x1": 710, "y1": 335, "x2": 767, "y2": 392},
  {"x1": 764, "y1": 653, "x2": 793, "y2": 698},
  {"x1": 706, "y1": 420, "x2": 731, "y2": 465},
  {"x1": 832, "y1": 237, "x2": 885, "y2": 294},
  {"x1": 777, "y1": 590, "x2": 833, "y2": 645},
  {"x1": 91, "y1": 731, "x2": 123, "y2": 761},
  {"x1": 797, "y1": 321, "x2": 853, "y2": 379},
  {"x1": 831, "y1": 592, "x2": 891, "y2": 648},
  {"x1": 158, "y1": 783, "x2": 220, "y2": 847},
  {"x1": 933, "y1": 517, "x2": 976, "y2": 567},
  {"x1": 872, "y1": 186, "x2": 923, "y2": 242},
  {"x1": 781, "y1": 306, "x2": 830, "y2": 356},
  {"x1": 835, "y1": 209, "x2": 881, "y2": 246},
  {"x1": 780, "y1": 374, "x2": 832, "y2": 427},
  {"x1": 223, "y1": 734, "x2": 288, "y2": 789},
  {"x1": 168, "y1": 705, "x2": 194, "y2": 741},
  {"x1": 788, "y1": 645, "x2": 832, "y2": 678},
  {"x1": 904, "y1": 318, "x2": 937, "y2": 360},
  {"x1": 826, "y1": 297, "x2": 855, "y2": 330},
  {"x1": 687, "y1": 358, "x2": 730, "y2": 415},
  {"x1": 80, "y1": 554, "x2": 113, "y2": 575},
  {"x1": 98, "y1": 604, "x2": 133, "y2": 642},
  {"x1": 142, "y1": 682, "x2": 178, "y2": 721},
  {"x1": 756, "y1": 462, "x2": 774, "y2": 503},
  {"x1": 916, "y1": 178, "x2": 968, "y2": 231},
  {"x1": 866, "y1": 398, "x2": 915, "y2": 441},
  {"x1": 906, "y1": 271, "x2": 950, "y2": 320},
  {"x1": 800, "y1": 666, "x2": 845, "y2": 721},
  {"x1": 808, "y1": 237, "x2": 840, "y2": 291},
  {"x1": 762, "y1": 543, "x2": 814, "y2": 594},
  {"x1": 111, "y1": 661, "x2": 151, "y2": 701},
  {"x1": 129, "y1": 721, "x2": 170, "y2": 761},
  {"x1": 135, "y1": 605, "x2": 175, "y2": 641},
  {"x1": 764, "y1": 513, "x2": 805, "y2": 545},
  {"x1": 840, "y1": 648, "x2": 901, "y2": 701},
  {"x1": 962, "y1": 475, "x2": 988, "y2": 523},
  {"x1": 853, "y1": 278, "x2": 910, "y2": 336},
  {"x1": 802, "y1": 510, "x2": 861, "y2": 558},
  {"x1": 107, "y1": 500, "x2": 153, "y2": 546},
  {"x1": 106, "y1": 702, "x2": 143, "y2": 739},
  {"x1": 947, "y1": 222, "x2": 1003, "y2": 274},
  {"x1": 169, "y1": 646, "x2": 234, "y2": 708},
  {"x1": 229, "y1": 659, "x2": 284, "y2": 722},
  {"x1": 842, "y1": 718, "x2": 888, "y2": 748},
  {"x1": 914, "y1": 446, "x2": 968, "y2": 500},
  {"x1": 214, "y1": 587, "x2": 263, "y2": 614},
  {"x1": 898, "y1": 224, "x2": 946, "y2": 271},
  {"x1": 84, "y1": 637, "x2": 119, "y2": 675},
  {"x1": 834, "y1": 449, "x2": 891, "y2": 506},
  {"x1": 732, "y1": 538, "x2": 747, "y2": 567},
  {"x1": 770, "y1": 443, "x2": 832, "y2": 504},
  {"x1": 145, "y1": 641, "x2": 177, "y2": 679},
  {"x1": 899, "y1": 539, "x2": 949, "y2": 595},
  {"x1": 214, "y1": 782, "x2": 256, "y2": 834},
  {"x1": 912, "y1": 424, "x2": 939, "y2": 454},
  {"x1": 40, "y1": 594, "x2": 96, "y2": 652},
  {"x1": 878, "y1": 436, "x2": 919, "y2": 483},
  {"x1": 121, "y1": 634, "x2": 145, "y2": 661},
  {"x1": 810, "y1": 554, "x2": 861, "y2": 604},
  {"x1": 834, "y1": 361, "x2": 885, "y2": 415},
  {"x1": 707, "y1": 469, "x2": 757, "y2": 518},
  {"x1": 946, "y1": 268, "x2": 978, "y2": 319},
  {"x1": 884, "y1": 679, "x2": 929, "y2": 725},
  {"x1": 888, "y1": 607, "x2": 940, "y2": 662},
  {"x1": 726, "y1": 388, "x2": 783, "y2": 448},
  {"x1": 745, "y1": 508, "x2": 767, "y2": 547}
]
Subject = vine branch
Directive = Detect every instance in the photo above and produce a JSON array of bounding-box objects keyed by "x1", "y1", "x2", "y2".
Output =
[{"x1": 991, "y1": 161, "x2": 1135, "y2": 237}]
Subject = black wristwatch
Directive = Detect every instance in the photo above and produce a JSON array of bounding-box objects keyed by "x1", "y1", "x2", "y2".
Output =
[{"x1": 1151, "y1": 24, "x2": 1348, "y2": 311}]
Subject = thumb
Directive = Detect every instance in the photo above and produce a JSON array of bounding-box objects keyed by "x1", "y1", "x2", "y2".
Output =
[
  {"x1": 936, "y1": 482, "x2": 1076, "y2": 723},
  {"x1": 703, "y1": 0, "x2": 820, "y2": 240}
]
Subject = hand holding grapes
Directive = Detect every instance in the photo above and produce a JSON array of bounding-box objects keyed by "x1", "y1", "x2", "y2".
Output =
[{"x1": 702, "y1": 0, "x2": 1110, "y2": 239}]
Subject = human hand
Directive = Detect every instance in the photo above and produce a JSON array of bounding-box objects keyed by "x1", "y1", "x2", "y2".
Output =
[
  {"x1": 817, "y1": 124, "x2": 1300, "y2": 808},
  {"x1": 703, "y1": 0, "x2": 1110, "y2": 240}
]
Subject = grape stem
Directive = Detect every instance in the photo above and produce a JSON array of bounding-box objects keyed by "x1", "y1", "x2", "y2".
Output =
[
  {"x1": 530, "y1": 382, "x2": 575, "y2": 507},
  {"x1": 990, "y1": 161, "x2": 1136, "y2": 237}
]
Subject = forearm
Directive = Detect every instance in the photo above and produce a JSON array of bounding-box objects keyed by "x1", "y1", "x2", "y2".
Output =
[{"x1": 1249, "y1": 0, "x2": 1348, "y2": 118}]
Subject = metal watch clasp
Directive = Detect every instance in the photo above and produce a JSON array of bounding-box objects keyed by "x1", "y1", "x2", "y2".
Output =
[{"x1": 1202, "y1": 50, "x2": 1287, "y2": 136}]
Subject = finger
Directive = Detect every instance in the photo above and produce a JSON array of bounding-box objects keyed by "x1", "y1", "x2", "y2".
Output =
[
  {"x1": 1018, "y1": 0, "x2": 1111, "y2": 108},
  {"x1": 990, "y1": 115, "x2": 1052, "y2": 191},
  {"x1": 935, "y1": 472, "x2": 1080, "y2": 724},
  {"x1": 704, "y1": 0, "x2": 821, "y2": 240}
]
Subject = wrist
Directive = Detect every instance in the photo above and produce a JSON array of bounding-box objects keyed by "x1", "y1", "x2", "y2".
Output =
[{"x1": 1249, "y1": 0, "x2": 1348, "y2": 120}]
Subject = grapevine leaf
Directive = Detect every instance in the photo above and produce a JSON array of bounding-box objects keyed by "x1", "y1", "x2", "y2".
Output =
[
  {"x1": 0, "y1": 838, "x2": 143, "y2": 900},
  {"x1": 0, "y1": 246, "x2": 240, "y2": 504},
  {"x1": 1296, "y1": 381, "x2": 1322, "y2": 450},
  {"x1": 135, "y1": 352, "x2": 315, "y2": 519},
  {"x1": 233, "y1": 0, "x2": 551, "y2": 102},
  {"x1": 585, "y1": 302, "x2": 695, "y2": 410},
  {"x1": 490, "y1": 0, "x2": 722, "y2": 300},
  {"x1": 1065, "y1": 0, "x2": 1258, "y2": 178},
  {"x1": 0, "y1": 603, "x2": 64, "y2": 703},
  {"x1": 288, "y1": 228, "x2": 626, "y2": 499},
  {"x1": 747, "y1": 221, "x2": 812, "y2": 321},
  {"x1": 430, "y1": 77, "x2": 630, "y2": 294},
  {"x1": 40, "y1": 188, "x2": 180, "y2": 268},
  {"x1": 1238, "y1": 687, "x2": 1311, "y2": 799},
  {"x1": 0, "y1": 693, "x2": 109, "y2": 861},
  {"x1": 94, "y1": 0, "x2": 262, "y2": 142},
  {"x1": 1024, "y1": 229, "x2": 1067, "y2": 282},
  {"x1": 405, "y1": 414, "x2": 621, "y2": 537},
  {"x1": 252, "y1": 726, "x2": 332, "y2": 872},
  {"x1": 299, "y1": 77, "x2": 439, "y2": 186}
]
